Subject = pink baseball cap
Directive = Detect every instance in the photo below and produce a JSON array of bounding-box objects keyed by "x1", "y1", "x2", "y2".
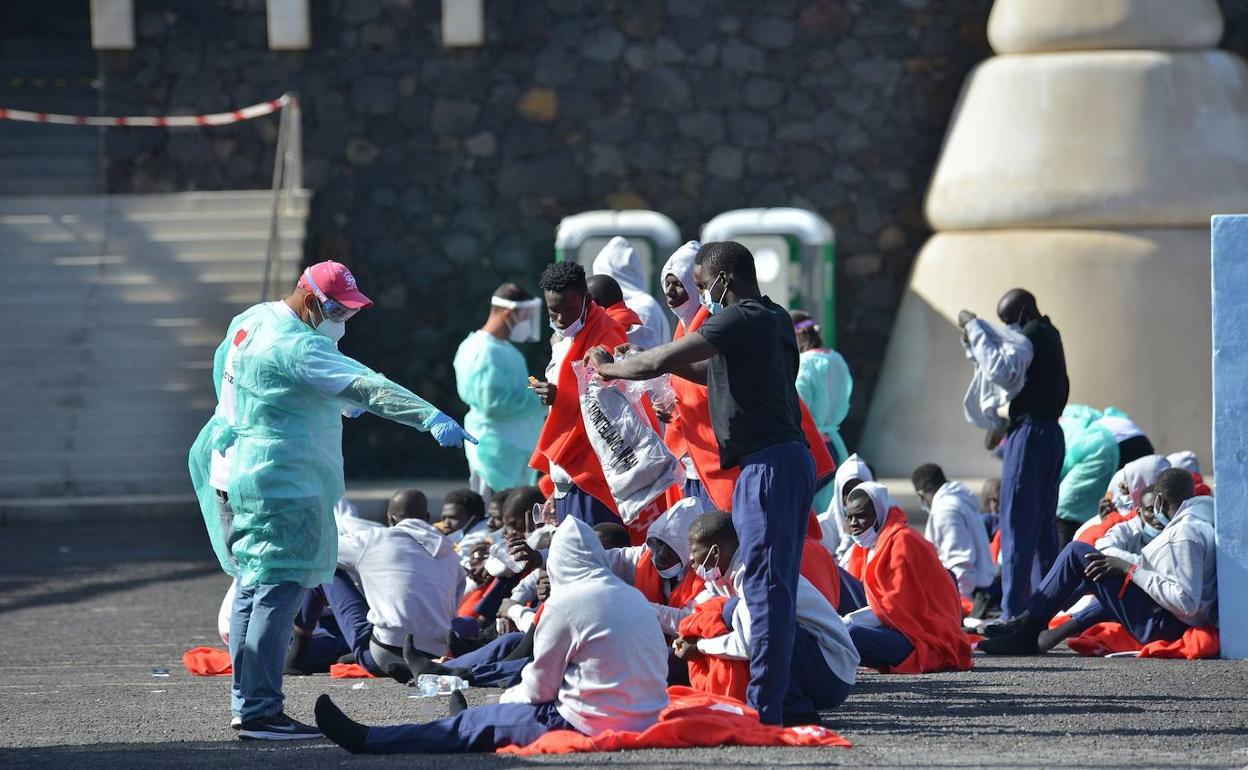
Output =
[{"x1": 298, "y1": 260, "x2": 373, "y2": 309}]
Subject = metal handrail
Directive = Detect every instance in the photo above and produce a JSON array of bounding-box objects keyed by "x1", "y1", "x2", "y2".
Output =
[{"x1": 261, "y1": 92, "x2": 302, "y2": 301}]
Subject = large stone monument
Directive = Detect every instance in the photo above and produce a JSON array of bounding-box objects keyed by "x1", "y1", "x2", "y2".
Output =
[{"x1": 862, "y1": 0, "x2": 1248, "y2": 477}]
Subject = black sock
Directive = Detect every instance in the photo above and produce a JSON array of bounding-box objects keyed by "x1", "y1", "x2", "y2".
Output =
[
  {"x1": 448, "y1": 690, "x2": 468, "y2": 716},
  {"x1": 315, "y1": 695, "x2": 369, "y2": 754},
  {"x1": 403, "y1": 635, "x2": 438, "y2": 678}
]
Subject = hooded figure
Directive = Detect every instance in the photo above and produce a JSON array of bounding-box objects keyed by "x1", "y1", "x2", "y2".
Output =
[
  {"x1": 660, "y1": 240, "x2": 701, "y2": 331},
  {"x1": 818, "y1": 453, "x2": 875, "y2": 564},
  {"x1": 924, "y1": 480, "x2": 997, "y2": 598},
  {"x1": 602, "y1": 497, "x2": 707, "y2": 635},
  {"x1": 1167, "y1": 451, "x2": 1201, "y2": 475},
  {"x1": 1116, "y1": 455, "x2": 1172, "y2": 512},
  {"x1": 499, "y1": 516, "x2": 669, "y2": 735},
  {"x1": 592, "y1": 236, "x2": 672, "y2": 345}
]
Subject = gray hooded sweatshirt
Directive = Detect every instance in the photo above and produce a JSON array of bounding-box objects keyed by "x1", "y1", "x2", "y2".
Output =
[{"x1": 500, "y1": 516, "x2": 670, "y2": 735}]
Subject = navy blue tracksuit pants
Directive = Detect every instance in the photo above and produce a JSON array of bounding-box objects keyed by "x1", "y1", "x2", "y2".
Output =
[
  {"x1": 731, "y1": 441, "x2": 816, "y2": 726},
  {"x1": 554, "y1": 484, "x2": 623, "y2": 527},
  {"x1": 1025, "y1": 541, "x2": 1189, "y2": 644},
  {"x1": 449, "y1": 631, "x2": 529, "y2": 688},
  {"x1": 365, "y1": 701, "x2": 573, "y2": 753},
  {"x1": 999, "y1": 417, "x2": 1064, "y2": 618}
]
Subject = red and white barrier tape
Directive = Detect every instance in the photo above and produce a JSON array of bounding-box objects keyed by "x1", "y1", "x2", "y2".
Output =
[{"x1": 0, "y1": 94, "x2": 292, "y2": 127}]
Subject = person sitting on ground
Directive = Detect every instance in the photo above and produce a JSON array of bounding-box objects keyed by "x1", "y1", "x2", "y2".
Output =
[
  {"x1": 1074, "y1": 454, "x2": 1171, "y2": 545},
  {"x1": 979, "y1": 469, "x2": 1216, "y2": 655},
  {"x1": 587, "y1": 273, "x2": 660, "y2": 351},
  {"x1": 672, "y1": 511, "x2": 858, "y2": 725},
  {"x1": 288, "y1": 488, "x2": 463, "y2": 680},
  {"x1": 1167, "y1": 451, "x2": 1213, "y2": 496},
  {"x1": 980, "y1": 477, "x2": 1001, "y2": 540},
  {"x1": 437, "y1": 488, "x2": 490, "y2": 548},
  {"x1": 911, "y1": 463, "x2": 996, "y2": 607},
  {"x1": 818, "y1": 453, "x2": 874, "y2": 565},
  {"x1": 842, "y1": 482, "x2": 973, "y2": 673},
  {"x1": 316, "y1": 516, "x2": 670, "y2": 755}
]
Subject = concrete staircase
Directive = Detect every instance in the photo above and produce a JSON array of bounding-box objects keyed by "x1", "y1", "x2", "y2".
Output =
[{"x1": 0, "y1": 190, "x2": 307, "y2": 512}]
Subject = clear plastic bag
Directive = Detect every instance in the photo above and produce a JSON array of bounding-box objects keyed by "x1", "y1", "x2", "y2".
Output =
[
  {"x1": 573, "y1": 360, "x2": 680, "y2": 524},
  {"x1": 614, "y1": 350, "x2": 677, "y2": 414}
]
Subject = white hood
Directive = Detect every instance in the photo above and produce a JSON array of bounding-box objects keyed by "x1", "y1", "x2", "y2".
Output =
[
  {"x1": 1120, "y1": 454, "x2": 1171, "y2": 508},
  {"x1": 1167, "y1": 451, "x2": 1201, "y2": 475},
  {"x1": 546, "y1": 516, "x2": 618, "y2": 591},
  {"x1": 852, "y1": 480, "x2": 892, "y2": 533},
  {"x1": 593, "y1": 236, "x2": 647, "y2": 295},
  {"x1": 645, "y1": 496, "x2": 706, "y2": 568},
  {"x1": 393, "y1": 518, "x2": 453, "y2": 559},
  {"x1": 660, "y1": 240, "x2": 701, "y2": 329},
  {"x1": 828, "y1": 453, "x2": 875, "y2": 523}
]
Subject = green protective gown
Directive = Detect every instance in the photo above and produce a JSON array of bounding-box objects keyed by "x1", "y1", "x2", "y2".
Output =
[
  {"x1": 796, "y1": 348, "x2": 853, "y2": 514},
  {"x1": 188, "y1": 302, "x2": 440, "y2": 588},
  {"x1": 452, "y1": 330, "x2": 545, "y2": 492},
  {"x1": 1056, "y1": 404, "x2": 1120, "y2": 525}
]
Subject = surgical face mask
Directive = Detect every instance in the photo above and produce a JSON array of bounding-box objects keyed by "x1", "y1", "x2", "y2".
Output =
[
  {"x1": 851, "y1": 525, "x2": 880, "y2": 550},
  {"x1": 694, "y1": 546, "x2": 721, "y2": 583},
  {"x1": 549, "y1": 297, "x2": 588, "y2": 338},
  {"x1": 1140, "y1": 518, "x2": 1162, "y2": 543},
  {"x1": 656, "y1": 561, "x2": 683, "y2": 581},
  {"x1": 1153, "y1": 497, "x2": 1172, "y2": 527},
  {"x1": 699, "y1": 274, "x2": 728, "y2": 315},
  {"x1": 1114, "y1": 493, "x2": 1134, "y2": 513}
]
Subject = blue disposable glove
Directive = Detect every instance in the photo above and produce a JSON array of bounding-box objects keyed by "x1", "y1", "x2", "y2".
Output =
[{"x1": 427, "y1": 412, "x2": 478, "y2": 448}]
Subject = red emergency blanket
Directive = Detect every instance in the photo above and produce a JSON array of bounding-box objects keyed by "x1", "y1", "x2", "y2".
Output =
[
  {"x1": 497, "y1": 686, "x2": 850, "y2": 754},
  {"x1": 1066, "y1": 623, "x2": 1220, "y2": 659}
]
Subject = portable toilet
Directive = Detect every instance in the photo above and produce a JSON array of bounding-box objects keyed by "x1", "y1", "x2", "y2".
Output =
[
  {"x1": 700, "y1": 208, "x2": 836, "y2": 344},
  {"x1": 554, "y1": 210, "x2": 682, "y2": 295}
]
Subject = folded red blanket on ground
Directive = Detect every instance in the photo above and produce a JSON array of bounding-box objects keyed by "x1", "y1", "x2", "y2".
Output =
[
  {"x1": 183, "y1": 646, "x2": 232, "y2": 676},
  {"x1": 1067, "y1": 623, "x2": 1220, "y2": 659},
  {"x1": 330, "y1": 663, "x2": 376, "y2": 679},
  {"x1": 498, "y1": 686, "x2": 851, "y2": 755}
]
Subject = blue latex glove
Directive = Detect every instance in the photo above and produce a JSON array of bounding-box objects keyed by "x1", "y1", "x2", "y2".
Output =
[{"x1": 427, "y1": 412, "x2": 478, "y2": 448}]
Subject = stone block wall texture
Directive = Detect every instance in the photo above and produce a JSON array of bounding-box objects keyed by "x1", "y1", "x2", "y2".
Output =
[{"x1": 91, "y1": 0, "x2": 1247, "y2": 480}]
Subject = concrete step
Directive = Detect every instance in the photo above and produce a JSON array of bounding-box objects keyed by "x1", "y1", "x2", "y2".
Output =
[
  {"x1": 0, "y1": 177, "x2": 104, "y2": 195},
  {"x1": 0, "y1": 190, "x2": 309, "y2": 215}
]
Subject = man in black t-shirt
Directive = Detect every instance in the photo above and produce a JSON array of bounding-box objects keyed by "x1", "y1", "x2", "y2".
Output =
[
  {"x1": 588, "y1": 241, "x2": 814, "y2": 726},
  {"x1": 959, "y1": 288, "x2": 1069, "y2": 619}
]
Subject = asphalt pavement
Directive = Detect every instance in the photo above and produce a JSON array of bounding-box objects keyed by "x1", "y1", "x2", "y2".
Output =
[{"x1": 1, "y1": 517, "x2": 1245, "y2": 769}]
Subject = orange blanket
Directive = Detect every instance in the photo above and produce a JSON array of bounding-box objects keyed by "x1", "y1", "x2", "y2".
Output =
[
  {"x1": 800, "y1": 535, "x2": 842, "y2": 611},
  {"x1": 663, "y1": 308, "x2": 834, "y2": 516},
  {"x1": 498, "y1": 686, "x2": 850, "y2": 754},
  {"x1": 183, "y1": 646, "x2": 231, "y2": 676},
  {"x1": 846, "y1": 508, "x2": 973, "y2": 674},
  {"x1": 1066, "y1": 623, "x2": 1220, "y2": 659},
  {"x1": 529, "y1": 301, "x2": 628, "y2": 512},
  {"x1": 604, "y1": 301, "x2": 644, "y2": 330},
  {"x1": 1078, "y1": 509, "x2": 1135, "y2": 546},
  {"x1": 635, "y1": 549, "x2": 705, "y2": 609},
  {"x1": 677, "y1": 597, "x2": 750, "y2": 703},
  {"x1": 330, "y1": 663, "x2": 376, "y2": 678}
]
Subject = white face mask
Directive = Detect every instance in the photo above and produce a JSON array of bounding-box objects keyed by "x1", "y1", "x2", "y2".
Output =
[
  {"x1": 657, "y1": 562, "x2": 683, "y2": 581},
  {"x1": 699, "y1": 274, "x2": 728, "y2": 315},
  {"x1": 1114, "y1": 493, "x2": 1134, "y2": 513},
  {"x1": 549, "y1": 297, "x2": 588, "y2": 338},
  {"x1": 851, "y1": 525, "x2": 880, "y2": 550},
  {"x1": 694, "y1": 546, "x2": 722, "y2": 583},
  {"x1": 311, "y1": 301, "x2": 346, "y2": 343}
]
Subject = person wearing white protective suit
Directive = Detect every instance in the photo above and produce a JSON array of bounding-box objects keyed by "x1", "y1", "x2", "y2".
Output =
[
  {"x1": 315, "y1": 516, "x2": 670, "y2": 754},
  {"x1": 188, "y1": 260, "x2": 475, "y2": 741},
  {"x1": 592, "y1": 236, "x2": 671, "y2": 346},
  {"x1": 453, "y1": 283, "x2": 546, "y2": 498}
]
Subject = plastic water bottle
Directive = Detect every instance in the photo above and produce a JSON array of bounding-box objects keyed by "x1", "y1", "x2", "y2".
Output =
[{"x1": 410, "y1": 674, "x2": 468, "y2": 698}]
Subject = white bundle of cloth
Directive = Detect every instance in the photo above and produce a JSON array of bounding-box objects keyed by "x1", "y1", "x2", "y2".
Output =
[{"x1": 961, "y1": 318, "x2": 1033, "y2": 431}]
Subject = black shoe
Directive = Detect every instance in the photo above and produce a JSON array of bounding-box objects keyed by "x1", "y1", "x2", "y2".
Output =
[
  {"x1": 237, "y1": 712, "x2": 321, "y2": 741},
  {"x1": 315, "y1": 694, "x2": 369, "y2": 754},
  {"x1": 977, "y1": 625, "x2": 1041, "y2": 656},
  {"x1": 982, "y1": 611, "x2": 1032, "y2": 638},
  {"x1": 448, "y1": 690, "x2": 468, "y2": 716}
]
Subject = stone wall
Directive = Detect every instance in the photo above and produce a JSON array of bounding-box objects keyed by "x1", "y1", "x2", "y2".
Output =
[{"x1": 99, "y1": 0, "x2": 994, "y2": 479}]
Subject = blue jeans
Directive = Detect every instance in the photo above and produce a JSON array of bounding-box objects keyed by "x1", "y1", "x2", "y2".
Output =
[
  {"x1": 731, "y1": 441, "x2": 816, "y2": 726},
  {"x1": 783, "y1": 625, "x2": 854, "y2": 724},
  {"x1": 554, "y1": 484, "x2": 622, "y2": 527},
  {"x1": 999, "y1": 417, "x2": 1064, "y2": 618},
  {"x1": 1025, "y1": 541, "x2": 1189, "y2": 644},
  {"x1": 849, "y1": 624, "x2": 914, "y2": 668},
  {"x1": 230, "y1": 581, "x2": 305, "y2": 722},
  {"x1": 364, "y1": 701, "x2": 574, "y2": 753}
]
